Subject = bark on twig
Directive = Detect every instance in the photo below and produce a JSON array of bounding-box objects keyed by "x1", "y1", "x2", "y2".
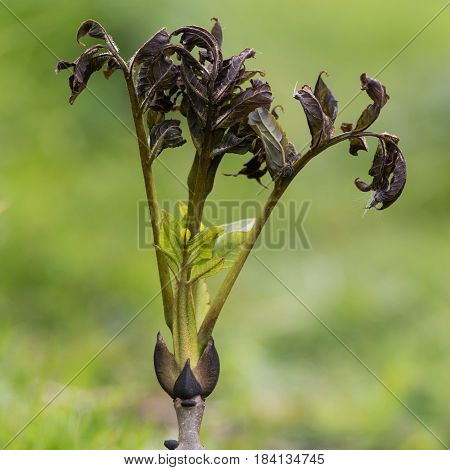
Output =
[{"x1": 174, "y1": 396, "x2": 205, "y2": 450}]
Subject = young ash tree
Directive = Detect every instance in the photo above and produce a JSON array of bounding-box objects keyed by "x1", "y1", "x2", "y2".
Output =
[{"x1": 56, "y1": 18, "x2": 407, "y2": 449}]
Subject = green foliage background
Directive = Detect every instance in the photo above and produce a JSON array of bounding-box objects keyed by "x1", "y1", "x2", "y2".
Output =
[{"x1": 0, "y1": 0, "x2": 449, "y2": 449}]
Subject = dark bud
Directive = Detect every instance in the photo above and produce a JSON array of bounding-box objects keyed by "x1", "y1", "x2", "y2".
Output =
[
  {"x1": 173, "y1": 359, "x2": 203, "y2": 400},
  {"x1": 164, "y1": 439, "x2": 179, "y2": 450},
  {"x1": 180, "y1": 398, "x2": 198, "y2": 407}
]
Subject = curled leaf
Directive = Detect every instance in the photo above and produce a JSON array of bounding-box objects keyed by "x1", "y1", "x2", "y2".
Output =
[
  {"x1": 76, "y1": 19, "x2": 118, "y2": 53},
  {"x1": 215, "y1": 79, "x2": 272, "y2": 129},
  {"x1": 354, "y1": 73, "x2": 389, "y2": 131},
  {"x1": 149, "y1": 119, "x2": 186, "y2": 162},
  {"x1": 210, "y1": 17, "x2": 223, "y2": 48},
  {"x1": 56, "y1": 45, "x2": 111, "y2": 104},
  {"x1": 354, "y1": 136, "x2": 406, "y2": 210},
  {"x1": 211, "y1": 126, "x2": 256, "y2": 158},
  {"x1": 313, "y1": 71, "x2": 338, "y2": 123},
  {"x1": 340, "y1": 122, "x2": 368, "y2": 156},
  {"x1": 294, "y1": 85, "x2": 333, "y2": 149},
  {"x1": 224, "y1": 152, "x2": 268, "y2": 186},
  {"x1": 248, "y1": 106, "x2": 291, "y2": 178}
]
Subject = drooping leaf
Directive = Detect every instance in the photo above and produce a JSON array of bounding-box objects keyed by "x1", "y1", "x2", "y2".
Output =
[
  {"x1": 224, "y1": 151, "x2": 268, "y2": 186},
  {"x1": 56, "y1": 45, "x2": 110, "y2": 104},
  {"x1": 294, "y1": 84, "x2": 333, "y2": 149},
  {"x1": 76, "y1": 19, "x2": 119, "y2": 53},
  {"x1": 248, "y1": 107, "x2": 291, "y2": 178},
  {"x1": 354, "y1": 136, "x2": 406, "y2": 210},
  {"x1": 313, "y1": 71, "x2": 338, "y2": 123},
  {"x1": 354, "y1": 73, "x2": 389, "y2": 131},
  {"x1": 215, "y1": 80, "x2": 272, "y2": 129},
  {"x1": 131, "y1": 28, "x2": 170, "y2": 69},
  {"x1": 211, "y1": 127, "x2": 256, "y2": 158},
  {"x1": 103, "y1": 57, "x2": 120, "y2": 79},
  {"x1": 171, "y1": 25, "x2": 222, "y2": 79},
  {"x1": 149, "y1": 120, "x2": 186, "y2": 162},
  {"x1": 340, "y1": 122, "x2": 368, "y2": 156}
]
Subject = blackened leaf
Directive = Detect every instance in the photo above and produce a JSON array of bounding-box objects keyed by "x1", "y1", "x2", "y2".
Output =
[
  {"x1": 215, "y1": 80, "x2": 272, "y2": 129},
  {"x1": 354, "y1": 73, "x2": 389, "y2": 131},
  {"x1": 193, "y1": 338, "x2": 220, "y2": 398},
  {"x1": 210, "y1": 17, "x2": 223, "y2": 48},
  {"x1": 173, "y1": 359, "x2": 203, "y2": 399},
  {"x1": 55, "y1": 60, "x2": 74, "y2": 73},
  {"x1": 224, "y1": 152, "x2": 268, "y2": 186},
  {"x1": 149, "y1": 119, "x2": 186, "y2": 162},
  {"x1": 76, "y1": 19, "x2": 119, "y2": 53},
  {"x1": 131, "y1": 28, "x2": 170, "y2": 69},
  {"x1": 103, "y1": 57, "x2": 120, "y2": 79},
  {"x1": 294, "y1": 85, "x2": 333, "y2": 149},
  {"x1": 153, "y1": 332, "x2": 178, "y2": 398},
  {"x1": 248, "y1": 107, "x2": 290, "y2": 178},
  {"x1": 354, "y1": 178, "x2": 372, "y2": 192},
  {"x1": 314, "y1": 71, "x2": 338, "y2": 123},
  {"x1": 57, "y1": 45, "x2": 110, "y2": 104},
  {"x1": 171, "y1": 25, "x2": 222, "y2": 81},
  {"x1": 214, "y1": 48, "x2": 255, "y2": 102},
  {"x1": 370, "y1": 144, "x2": 406, "y2": 210},
  {"x1": 340, "y1": 122, "x2": 368, "y2": 156},
  {"x1": 211, "y1": 128, "x2": 256, "y2": 158}
]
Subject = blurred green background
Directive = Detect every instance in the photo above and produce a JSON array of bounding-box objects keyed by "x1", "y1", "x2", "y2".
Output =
[{"x1": 1, "y1": 0, "x2": 449, "y2": 450}]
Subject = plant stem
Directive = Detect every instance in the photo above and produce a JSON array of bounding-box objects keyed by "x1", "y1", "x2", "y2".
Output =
[
  {"x1": 126, "y1": 79, "x2": 174, "y2": 330},
  {"x1": 174, "y1": 396, "x2": 205, "y2": 450},
  {"x1": 198, "y1": 129, "x2": 392, "y2": 348},
  {"x1": 197, "y1": 183, "x2": 287, "y2": 349}
]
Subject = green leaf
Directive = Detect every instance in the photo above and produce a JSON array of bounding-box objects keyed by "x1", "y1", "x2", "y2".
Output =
[
  {"x1": 159, "y1": 210, "x2": 184, "y2": 266},
  {"x1": 213, "y1": 218, "x2": 255, "y2": 258},
  {"x1": 195, "y1": 280, "x2": 211, "y2": 329},
  {"x1": 191, "y1": 257, "x2": 226, "y2": 281},
  {"x1": 187, "y1": 226, "x2": 224, "y2": 265}
]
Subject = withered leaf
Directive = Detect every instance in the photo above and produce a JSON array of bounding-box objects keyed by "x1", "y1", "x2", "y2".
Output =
[
  {"x1": 56, "y1": 45, "x2": 110, "y2": 104},
  {"x1": 103, "y1": 57, "x2": 120, "y2": 79},
  {"x1": 248, "y1": 107, "x2": 291, "y2": 178},
  {"x1": 354, "y1": 137, "x2": 406, "y2": 210},
  {"x1": 131, "y1": 28, "x2": 170, "y2": 69},
  {"x1": 214, "y1": 48, "x2": 255, "y2": 102},
  {"x1": 224, "y1": 150, "x2": 268, "y2": 186},
  {"x1": 314, "y1": 71, "x2": 338, "y2": 123},
  {"x1": 340, "y1": 122, "x2": 368, "y2": 156},
  {"x1": 294, "y1": 85, "x2": 333, "y2": 149},
  {"x1": 210, "y1": 17, "x2": 223, "y2": 48},
  {"x1": 211, "y1": 127, "x2": 256, "y2": 158},
  {"x1": 171, "y1": 25, "x2": 222, "y2": 80},
  {"x1": 149, "y1": 119, "x2": 186, "y2": 161},
  {"x1": 215, "y1": 80, "x2": 272, "y2": 129},
  {"x1": 354, "y1": 73, "x2": 389, "y2": 131},
  {"x1": 76, "y1": 19, "x2": 119, "y2": 53}
]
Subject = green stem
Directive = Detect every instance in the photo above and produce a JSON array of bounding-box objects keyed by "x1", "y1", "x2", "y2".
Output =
[
  {"x1": 197, "y1": 183, "x2": 287, "y2": 349},
  {"x1": 126, "y1": 79, "x2": 174, "y2": 330},
  {"x1": 198, "y1": 129, "x2": 392, "y2": 348}
]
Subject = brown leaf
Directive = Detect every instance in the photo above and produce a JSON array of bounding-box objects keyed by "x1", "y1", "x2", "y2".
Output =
[
  {"x1": 354, "y1": 73, "x2": 389, "y2": 131},
  {"x1": 76, "y1": 19, "x2": 118, "y2": 53},
  {"x1": 294, "y1": 85, "x2": 333, "y2": 148},
  {"x1": 313, "y1": 71, "x2": 338, "y2": 123},
  {"x1": 153, "y1": 332, "x2": 178, "y2": 398},
  {"x1": 340, "y1": 122, "x2": 368, "y2": 156}
]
